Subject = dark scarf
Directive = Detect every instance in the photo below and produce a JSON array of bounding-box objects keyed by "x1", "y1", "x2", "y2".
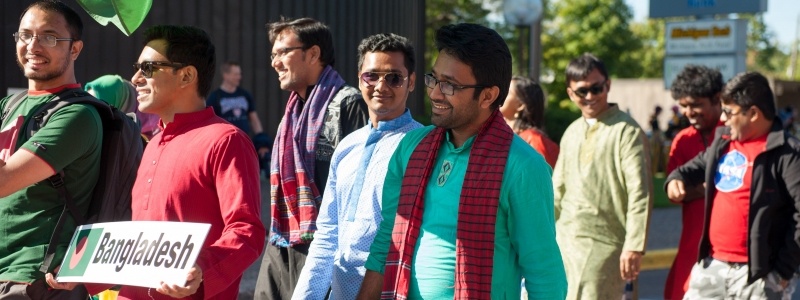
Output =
[{"x1": 382, "y1": 110, "x2": 513, "y2": 299}]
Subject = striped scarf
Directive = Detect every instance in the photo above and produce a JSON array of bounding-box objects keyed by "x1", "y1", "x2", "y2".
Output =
[
  {"x1": 383, "y1": 110, "x2": 513, "y2": 299},
  {"x1": 269, "y1": 66, "x2": 345, "y2": 247}
]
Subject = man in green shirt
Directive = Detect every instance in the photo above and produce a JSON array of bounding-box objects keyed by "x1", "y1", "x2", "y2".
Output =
[
  {"x1": 0, "y1": 1, "x2": 101, "y2": 299},
  {"x1": 553, "y1": 53, "x2": 653, "y2": 299},
  {"x1": 357, "y1": 23, "x2": 567, "y2": 300}
]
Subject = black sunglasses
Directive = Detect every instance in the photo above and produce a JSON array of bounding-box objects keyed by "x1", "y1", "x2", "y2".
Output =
[
  {"x1": 570, "y1": 81, "x2": 607, "y2": 98},
  {"x1": 360, "y1": 72, "x2": 408, "y2": 88},
  {"x1": 133, "y1": 61, "x2": 186, "y2": 78}
]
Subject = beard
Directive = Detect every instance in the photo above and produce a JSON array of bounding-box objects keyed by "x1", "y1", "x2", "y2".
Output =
[{"x1": 17, "y1": 55, "x2": 70, "y2": 82}]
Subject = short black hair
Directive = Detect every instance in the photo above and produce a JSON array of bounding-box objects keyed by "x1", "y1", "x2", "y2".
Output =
[
  {"x1": 511, "y1": 76, "x2": 545, "y2": 130},
  {"x1": 721, "y1": 72, "x2": 776, "y2": 121},
  {"x1": 357, "y1": 33, "x2": 415, "y2": 75},
  {"x1": 435, "y1": 23, "x2": 511, "y2": 109},
  {"x1": 670, "y1": 65, "x2": 723, "y2": 103},
  {"x1": 566, "y1": 53, "x2": 608, "y2": 84},
  {"x1": 143, "y1": 25, "x2": 216, "y2": 98},
  {"x1": 22, "y1": 0, "x2": 83, "y2": 40},
  {"x1": 267, "y1": 17, "x2": 335, "y2": 67}
]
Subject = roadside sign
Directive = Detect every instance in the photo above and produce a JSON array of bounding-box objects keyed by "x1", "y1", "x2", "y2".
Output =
[
  {"x1": 665, "y1": 19, "x2": 747, "y2": 55},
  {"x1": 663, "y1": 55, "x2": 745, "y2": 88}
]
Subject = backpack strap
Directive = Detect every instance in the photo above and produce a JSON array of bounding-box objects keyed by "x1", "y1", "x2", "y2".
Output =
[
  {"x1": 1, "y1": 91, "x2": 30, "y2": 122},
  {"x1": 34, "y1": 89, "x2": 102, "y2": 274},
  {"x1": 40, "y1": 171, "x2": 85, "y2": 273}
]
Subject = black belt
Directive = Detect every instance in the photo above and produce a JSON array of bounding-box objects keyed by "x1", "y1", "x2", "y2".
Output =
[{"x1": 713, "y1": 257, "x2": 747, "y2": 268}]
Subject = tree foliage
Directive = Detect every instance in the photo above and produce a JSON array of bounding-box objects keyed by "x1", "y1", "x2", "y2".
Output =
[
  {"x1": 540, "y1": 0, "x2": 642, "y2": 142},
  {"x1": 630, "y1": 19, "x2": 666, "y2": 78},
  {"x1": 741, "y1": 14, "x2": 790, "y2": 78}
]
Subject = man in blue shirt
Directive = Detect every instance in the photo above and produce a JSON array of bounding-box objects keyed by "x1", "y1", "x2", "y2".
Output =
[{"x1": 291, "y1": 33, "x2": 421, "y2": 300}]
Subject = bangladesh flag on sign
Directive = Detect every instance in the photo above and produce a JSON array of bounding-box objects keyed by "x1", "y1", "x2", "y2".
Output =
[{"x1": 60, "y1": 228, "x2": 105, "y2": 277}]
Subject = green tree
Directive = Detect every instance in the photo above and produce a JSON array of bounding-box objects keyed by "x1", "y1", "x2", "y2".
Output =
[
  {"x1": 742, "y1": 14, "x2": 789, "y2": 78},
  {"x1": 540, "y1": 0, "x2": 642, "y2": 142},
  {"x1": 630, "y1": 19, "x2": 666, "y2": 78}
]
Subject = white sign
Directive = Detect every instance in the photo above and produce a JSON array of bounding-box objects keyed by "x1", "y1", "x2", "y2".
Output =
[
  {"x1": 56, "y1": 221, "x2": 210, "y2": 289},
  {"x1": 665, "y1": 19, "x2": 747, "y2": 55},
  {"x1": 663, "y1": 55, "x2": 745, "y2": 89}
]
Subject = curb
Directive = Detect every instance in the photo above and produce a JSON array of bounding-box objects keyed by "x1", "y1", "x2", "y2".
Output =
[{"x1": 642, "y1": 248, "x2": 677, "y2": 271}]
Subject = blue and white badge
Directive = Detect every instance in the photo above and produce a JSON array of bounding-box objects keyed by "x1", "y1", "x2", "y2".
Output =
[{"x1": 715, "y1": 150, "x2": 747, "y2": 192}]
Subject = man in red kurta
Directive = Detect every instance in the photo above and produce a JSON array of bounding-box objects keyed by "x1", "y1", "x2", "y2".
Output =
[
  {"x1": 122, "y1": 25, "x2": 265, "y2": 300},
  {"x1": 49, "y1": 25, "x2": 265, "y2": 299},
  {"x1": 663, "y1": 65, "x2": 723, "y2": 300}
]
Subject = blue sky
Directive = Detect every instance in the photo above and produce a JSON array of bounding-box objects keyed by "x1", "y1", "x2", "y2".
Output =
[{"x1": 626, "y1": 0, "x2": 799, "y2": 50}]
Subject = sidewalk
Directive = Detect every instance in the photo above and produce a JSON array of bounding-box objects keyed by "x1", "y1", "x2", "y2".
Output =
[
  {"x1": 639, "y1": 206, "x2": 680, "y2": 299},
  {"x1": 237, "y1": 179, "x2": 271, "y2": 299}
]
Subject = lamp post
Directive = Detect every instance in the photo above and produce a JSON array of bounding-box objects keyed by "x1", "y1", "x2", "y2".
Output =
[{"x1": 503, "y1": 0, "x2": 543, "y2": 80}]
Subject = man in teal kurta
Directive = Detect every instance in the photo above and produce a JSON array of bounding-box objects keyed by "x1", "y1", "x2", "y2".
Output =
[
  {"x1": 357, "y1": 23, "x2": 566, "y2": 300},
  {"x1": 553, "y1": 54, "x2": 652, "y2": 299},
  {"x1": 364, "y1": 128, "x2": 566, "y2": 299}
]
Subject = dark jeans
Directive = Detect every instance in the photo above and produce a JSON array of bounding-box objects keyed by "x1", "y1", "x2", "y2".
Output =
[{"x1": 254, "y1": 244, "x2": 309, "y2": 300}]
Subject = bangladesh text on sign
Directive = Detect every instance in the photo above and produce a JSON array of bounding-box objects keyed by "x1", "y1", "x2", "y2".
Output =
[
  {"x1": 57, "y1": 221, "x2": 210, "y2": 288},
  {"x1": 665, "y1": 19, "x2": 747, "y2": 55}
]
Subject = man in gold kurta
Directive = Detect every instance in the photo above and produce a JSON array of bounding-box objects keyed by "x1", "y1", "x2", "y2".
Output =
[{"x1": 553, "y1": 54, "x2": 653, "y2": 299}]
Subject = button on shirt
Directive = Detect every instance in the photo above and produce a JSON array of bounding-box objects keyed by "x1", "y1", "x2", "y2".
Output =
[{"x1": 292, "y1": 110, "x2": 421, "y2": 300}]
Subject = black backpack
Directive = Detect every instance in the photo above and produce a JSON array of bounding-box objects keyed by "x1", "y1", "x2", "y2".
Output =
[{"x1": 1, "y1": 88, "x2": 143, "y2": 273}]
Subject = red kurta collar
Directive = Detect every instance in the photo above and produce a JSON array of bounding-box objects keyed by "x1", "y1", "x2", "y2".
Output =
[{"x1": 159, "y1": 107, "x2": 216, "y2": 141}]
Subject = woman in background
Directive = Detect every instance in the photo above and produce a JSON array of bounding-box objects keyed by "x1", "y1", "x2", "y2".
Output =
[{"x1": 500, "y1": 76, "x2": 559, "y2": 168}]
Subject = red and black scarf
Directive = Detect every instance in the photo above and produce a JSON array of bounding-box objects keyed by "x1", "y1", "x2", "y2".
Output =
[{"x1": 382, "y1": 110, "x2": 513, "y2": 299}]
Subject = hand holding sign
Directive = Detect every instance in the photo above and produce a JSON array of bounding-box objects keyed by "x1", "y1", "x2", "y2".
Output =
[
  {"x1": 45, "y1": 266, "x2": 81, "y2": 290},
  {"x1": 156, "y1": 264, "x2": 203, "y2": 298}
]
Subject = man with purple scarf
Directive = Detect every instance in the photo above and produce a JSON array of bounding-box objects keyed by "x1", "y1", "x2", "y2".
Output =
[{"x1": 254, "y1": 17, "x2": 368, "y2": 300}]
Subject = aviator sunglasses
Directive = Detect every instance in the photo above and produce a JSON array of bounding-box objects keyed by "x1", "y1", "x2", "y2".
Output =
[
  {"x1": 133, "y1": 61, "x2": 186, "y2": 78},
  {"x1": 570, "y1": 80, "x2": 607, "y2": 98},
  {"x1": 360, "y1": 72, "x2": 408, "y2": 88}
]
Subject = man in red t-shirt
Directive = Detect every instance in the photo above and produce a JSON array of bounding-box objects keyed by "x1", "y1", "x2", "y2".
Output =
[
  {"x1": 667, "y1": 72, "x2": 800, "y2": 299},
  {"x1": 663, "y1": 65, "x2": 724, "y2": 300}
]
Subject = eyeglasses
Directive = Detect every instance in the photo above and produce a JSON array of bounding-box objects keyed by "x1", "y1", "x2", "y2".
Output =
[
  {"x1": 721, "y1": 106, "x2": 750, "y2": 118},
  {"x1": 569, "y1": 81, "x2": 607, "y2": 98},
  {"x1": 13, "y1": 32, "x2": 73, "y2": 48},
  {"x1": 270, "y1": 46, "x2": 305, "y2": 61},
  {"x1": 133, "y1": 61, "x2": 186, "y2": 78},
  {"x1": 424, "y1": 73, "x2": 485, "y2": 96},
  {"x1": 360, "y1": 72, "x2": 408, "y2": 88}
]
